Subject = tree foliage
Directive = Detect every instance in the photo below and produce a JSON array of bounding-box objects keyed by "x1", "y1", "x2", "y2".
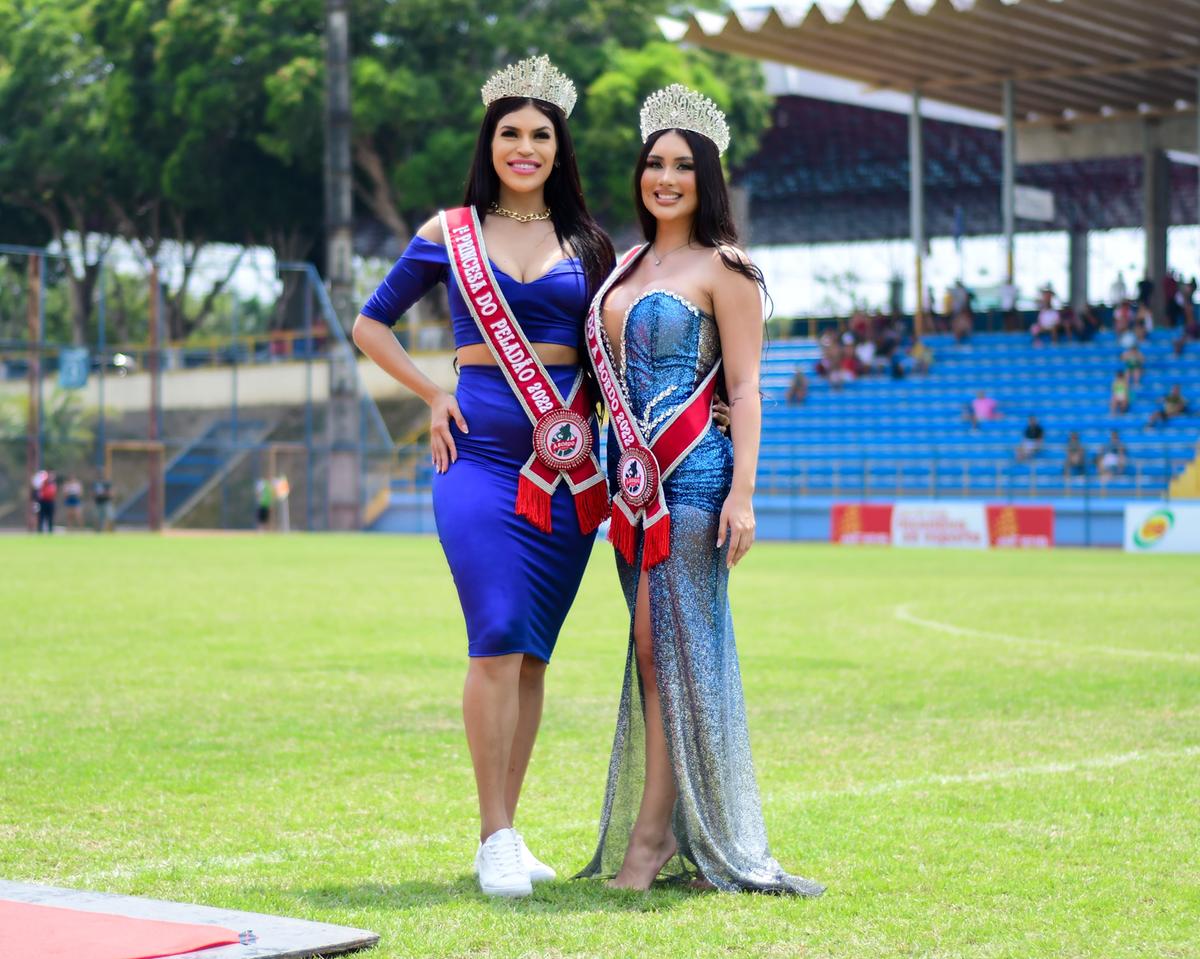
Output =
[{"x1": 0, "y1": 0, "x2": 772, "y2": 336}]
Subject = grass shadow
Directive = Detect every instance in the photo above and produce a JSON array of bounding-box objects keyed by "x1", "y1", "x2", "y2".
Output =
[{"x1": 285, "y1": 876, "x2": 693, "y2": 915}]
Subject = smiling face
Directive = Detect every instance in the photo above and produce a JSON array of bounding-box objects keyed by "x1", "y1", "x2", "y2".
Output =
[
  {"x1": 491, "y1": 104, "x2": 557, "y2": 197},
  {"x1": 639, "y1": 131, "x2": 697, "y2": 226}
]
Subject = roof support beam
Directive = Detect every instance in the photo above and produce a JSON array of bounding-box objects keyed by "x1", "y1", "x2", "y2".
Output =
[{"x1": 910, "y1": 88, "x2": 926, "y2": 335}]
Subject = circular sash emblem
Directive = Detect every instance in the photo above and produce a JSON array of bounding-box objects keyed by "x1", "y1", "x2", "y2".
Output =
[
  {"x1": 532, "y1": 408, "x2": 592, "y2": 472},
  {"x1": 617, "y1": 447, "x2": 660, "y2": 510}
]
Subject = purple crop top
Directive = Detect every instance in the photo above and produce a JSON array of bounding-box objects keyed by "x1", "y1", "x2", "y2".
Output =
[{"x1": 360, "y1": 235, "x2": 587, "y2": 349}]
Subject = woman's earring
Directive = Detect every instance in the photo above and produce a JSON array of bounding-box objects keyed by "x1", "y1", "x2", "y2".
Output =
[{"x1": 554, "y1": 160, "x2": 560, "y2": 168}]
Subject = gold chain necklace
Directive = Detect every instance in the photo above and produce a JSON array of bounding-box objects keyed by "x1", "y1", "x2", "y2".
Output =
[
  {"x1": 489, "y1": 203, "x2": 551, "y2": 223},
  {"x1": 651, "y1": 240, "x2": 692, "y2": 266}
]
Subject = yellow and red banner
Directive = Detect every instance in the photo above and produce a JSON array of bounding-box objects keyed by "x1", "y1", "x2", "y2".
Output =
[{"x1": 831, "y1": 502, "x2": 1054, "y2": 548}]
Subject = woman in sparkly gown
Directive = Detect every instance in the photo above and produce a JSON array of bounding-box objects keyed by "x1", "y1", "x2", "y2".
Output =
[{"x1": 578, "y1": 86, "x2": 825, "y2": 896}]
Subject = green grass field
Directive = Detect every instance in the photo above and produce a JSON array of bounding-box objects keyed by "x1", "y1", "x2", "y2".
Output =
[{"x1": 3, "y1": 535, "x2": 1198, "y2": 958}]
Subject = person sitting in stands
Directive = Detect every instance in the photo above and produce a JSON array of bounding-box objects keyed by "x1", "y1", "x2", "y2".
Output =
[
  {"x1": 786, "y1": 367, "x2": 808, "y2": 405},
  {"x1": 1110, "y1": 369, "x2": 1131, "y2": 415},
  {"x1": 1147, "y1": 385, "x2": 1189, "y2": 427},
  {"x1": 909, "y1": 336, "x2": 933, "y2": 375},
  {"x1": 1182, "y1": 278, "x2": 1198, "y2": 339},
  {"x1": 1120, "y1": 341, "x2": 1145, "y2": 387},
  {"x1": 1113, "y1": 299, "x2": 1133, "y2": 337},
  {"x1": 1031, "y1": 286, "x2": 1060, "y2": 344},
  {"x1": 1015, "y1": 415, "x2": 1044, "y2": 462},
  {"x1": 854, "y1": 336, "x2": 876, "y2": 373},
  {"x1": 1134, "y1": 304, "x2": 1153, "y2": 341},
  {"x1": 1096, "y1": 430, "x2": 1127, "y2": 479},
  {"x1": 971, "y1": 390, "x2": 1001, "y2": 423},
  {"x1": 1058, "y1": 305, "x2": 1078, "y2": 339},
  {"x1": 1076, "y1": 305, "x2": 1101, "y2": 342},
  {"x1": 1063, "y1": 432, "x2": 1088, "y2": 478}
]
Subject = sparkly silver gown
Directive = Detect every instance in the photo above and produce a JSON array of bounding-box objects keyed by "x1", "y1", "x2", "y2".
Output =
[{"x1": 578, "y1": 289, "x2": 825, "y2": 895}]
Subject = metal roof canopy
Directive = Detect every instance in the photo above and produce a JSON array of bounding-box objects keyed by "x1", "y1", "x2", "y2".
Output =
[{"x1": 682, "y1": 0, "x2": 1200, "y2": 126}]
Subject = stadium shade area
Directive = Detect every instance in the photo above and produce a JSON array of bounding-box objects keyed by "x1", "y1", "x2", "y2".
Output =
[
  {"x1": 735, "y1": 95, "x2": 1200, "y2": 246},
  {"x1": 683, "y1": 0, "x2": 1200, "y2": 124}
]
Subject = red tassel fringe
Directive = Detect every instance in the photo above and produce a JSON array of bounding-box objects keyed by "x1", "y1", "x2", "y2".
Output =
[
  {"x1": 608, "y1": 508, "x2": 637, "y2": 566},
  {"x1": 516, "y1": 473, "x2": 552, "y2": 533},
  {"x1": 574, "y1": 481, "x2": 610, "y2": 534},
  {"x1": 641, "y1": 514, "x2": 671, "y2": 570}
]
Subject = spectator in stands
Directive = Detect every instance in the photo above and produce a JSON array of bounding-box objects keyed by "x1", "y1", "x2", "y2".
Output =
[
  {"x1": 1179, "y1": 277, "x2": 1197, "y2": 338},
  {"x1": 1109, "y1": 271, "x2": 1127, "y2": 307},
  {"x1": 854, "y1": 335, "x2": 877, "y2": 373},
  {"x1": 963, "y1": 390, "x2": 1001, "y2": 430},
  {"x1": 1096, "y1": 430, "x2": 1127, "y2": 479},
  {"x1": 1164, "y1": 271, "x2": 1181, "y2": 327},
  {"x1": 1058, "y1": 304, "x2": 1079, "y2": 339},
  {"x1": 950, "y1": 280, "x2": 974, "y2": 343},
  {"x1": 1147, "y1": 384, "x2": 1190, "y2": 428},
  {"x1": 888, "y1": 350, "x2": 906, "y2": 380},
  {"x1": 1134, "y1": 303, "x2": 1153, "y2": 341},
  {"x1": 1110, "y1": 369, "x2": 1131, "y2": 415},
  {"x1": 1015, "y1": 415, "x2": 1045, "y2": 462},
  {"x1": 909, "y1": 336, "x2": 933, "y2": 375},
  {"x1": 1031, "y1": 285, "x2": 1061, "y2": 344},
  {"x1": 786, "y1": 367, "x2": 808, "y2": 405},
  {"x1": 1137, "y1": 275, "x2": 1153, "y2": 309},
  {"x1": 1113, "y1": 299, "x2": 1133, "y2": 337},
  {"x1": 815, "y1": 332, "x2": 840, "y2": 386},
  {"x1": 1120, "y1": 340, "x2": 1145, "y2": 387},
  {"x1": 1076, "y1": 304, "x2": 1101, "y2": 343},
  {"x1": 999, "y1": 278, "x2": 1019, "y2": 331},
  {"x1": 1063, "y1": 433, "x2": 1088, "y2": 479}
]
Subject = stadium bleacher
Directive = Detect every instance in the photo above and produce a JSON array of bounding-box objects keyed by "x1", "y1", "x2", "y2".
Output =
[
  {"x1": 736, "y1": 96, "x2": 1199, "y2": 245},
  {"x1": 760, "y1": 329, "x2": 1200, "y2": 500}
]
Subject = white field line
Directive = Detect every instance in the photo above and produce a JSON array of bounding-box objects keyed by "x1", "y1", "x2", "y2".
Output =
[
  {"x1": 894, "y1": 603, "x2": 1200, "y2": 664},
  {"x1": 58, "y1": 748, "x2": 1200, "y2": 883},
  {"x1": 793, "y1": 745, "x2": 1200, "y2": 800}
]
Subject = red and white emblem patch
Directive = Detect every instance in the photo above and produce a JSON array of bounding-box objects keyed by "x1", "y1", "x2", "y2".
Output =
[
  {"x1": 617, "y1": 447, "x2": 660, "y2": 510},
  {"x1": 532, "y1": 408, "x2": 592, "y2": 472}
]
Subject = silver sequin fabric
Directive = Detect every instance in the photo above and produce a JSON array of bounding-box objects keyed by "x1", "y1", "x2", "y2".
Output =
[{"x1": 578, "y1": 290, "x2": 825, "y2": 896}]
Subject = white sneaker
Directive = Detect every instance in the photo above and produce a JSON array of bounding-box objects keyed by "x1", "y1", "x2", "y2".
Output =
[
  {"x1": 474, "y1": 828, "x2": 532, "y2": 898},
  {"x1": 516, "y1": 833, "x2": 556, "y2": 883}
]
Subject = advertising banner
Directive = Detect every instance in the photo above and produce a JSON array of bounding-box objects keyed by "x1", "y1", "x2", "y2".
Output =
[
  {"x1": 831, "y1": 503, "x2": 893, "y2": 545},
  {"x1": 891, "y1": 502, "x2": 989, "y2": 549},
  {"x1": 833, "y1": 502, "x2": 1057, "y2": 548},
  {"x1": 987, "y1": 504, "x2": 1054, "y2": 548},
  {"x1": 1123, "y1": 503, "x2": 1200, "y2": 553}
]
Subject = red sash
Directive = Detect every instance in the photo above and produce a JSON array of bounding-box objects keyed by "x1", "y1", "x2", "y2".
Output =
[
  {"x1": 441, "y1": 206, "x2": 608, "y2": 534},
  {"x1": 585, "y1": 246, "x2": 721, "y2": 569}
]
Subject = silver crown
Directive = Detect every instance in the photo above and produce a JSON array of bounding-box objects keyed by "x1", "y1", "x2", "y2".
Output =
[
  {"x1": 481, "y1": 54, "x2": 577, "y2": 118},
  {"x1": 640, "y1": 84, "x2": 730, "y2": 156}
]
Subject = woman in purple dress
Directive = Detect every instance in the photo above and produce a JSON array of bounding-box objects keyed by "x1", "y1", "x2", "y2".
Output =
[{"x1": 352, "y1": 55, "x2": 614, "y2": 898}]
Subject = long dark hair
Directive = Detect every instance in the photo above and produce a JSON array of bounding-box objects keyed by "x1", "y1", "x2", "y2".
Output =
[
  {"x1": 633, "y1": 128, "x2": 769, "y2": 308},
  {"x1": 464, "y1": 97, "x2": 614, "y2": 301}
]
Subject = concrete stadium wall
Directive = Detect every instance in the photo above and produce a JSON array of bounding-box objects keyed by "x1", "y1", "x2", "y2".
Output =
[{"x1": 371, "y1": 492, "x2": 1133, "y2": 548}]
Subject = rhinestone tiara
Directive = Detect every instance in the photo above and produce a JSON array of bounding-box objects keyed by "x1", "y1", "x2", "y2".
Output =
[
  {"x1": 481, "y1": 54, "x2": 577, "y2": 118},
  {"x1": 640, "y1": 84, "x2": 730, "y2": 156}
]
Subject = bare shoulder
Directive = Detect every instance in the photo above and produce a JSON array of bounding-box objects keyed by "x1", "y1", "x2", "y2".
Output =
[
  {"x1": 415, "y1": 215, "x2": 444, "y2": 245},
  {"x1": 706, "y1": 244, "x2": 759, "y2": 294},
  {"x1": 711, "y1": 243, "x2": 753, "y2": 269}
]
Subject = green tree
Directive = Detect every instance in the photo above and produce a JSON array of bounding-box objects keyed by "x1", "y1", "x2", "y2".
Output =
[
  {"x1": 347, "y1": 0, "x2": 770, "y2": 242},
  {"x1": 0, "y1": 0, "x2": 115, "y2": 345}
]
